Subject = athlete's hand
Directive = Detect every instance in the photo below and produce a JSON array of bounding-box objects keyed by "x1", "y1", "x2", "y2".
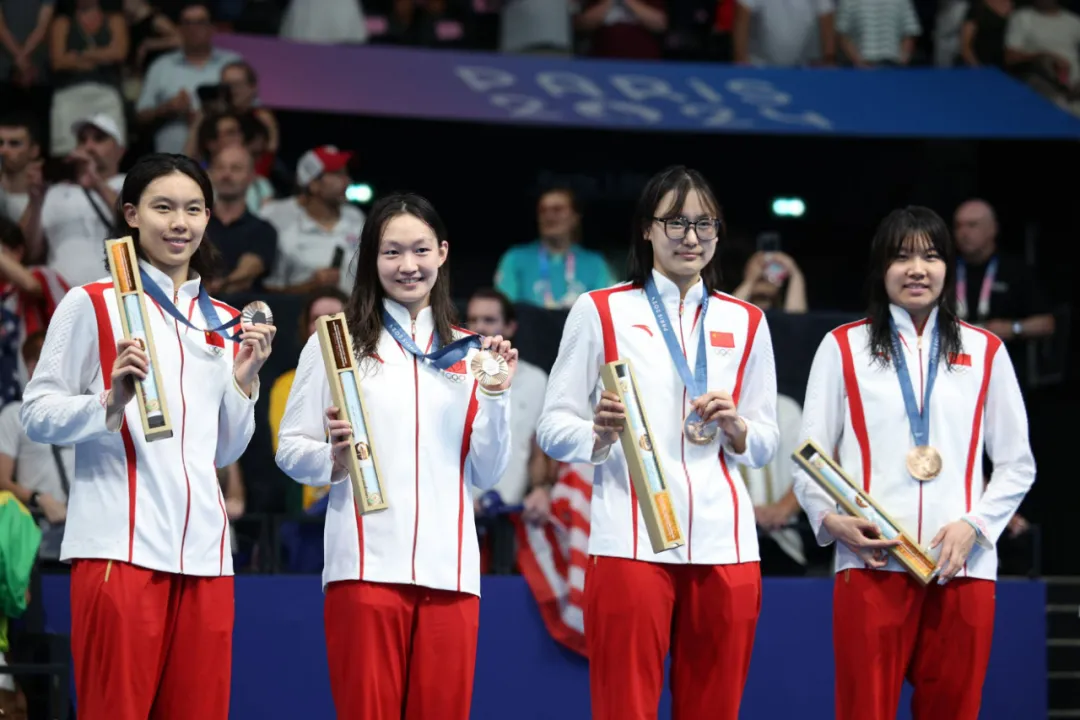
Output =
[
  {"x1": 592, "y1": 390, "x2": 625, "y2": 454},
  {"x1": 326, "y1": 407, "x2": 354, "y2": 480},
  {"x1": 822, "y1": 513, "x2": 901, "y2": 568},
  {"x1": 107, "y1": 339, "x2": 149, "y2": 412},
  {"x1": 234, "y1": 322, "x2": 276, "y2": 394},
  {"x1": 931, "y1": 520, "x2": 978, "y2": 582},
  {"x1": 480, "y1": 334, "x2": 518, "y2": 391}
]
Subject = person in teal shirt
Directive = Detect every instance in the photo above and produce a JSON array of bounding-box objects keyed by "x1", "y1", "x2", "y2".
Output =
[{"x1": 495, "y1": 188, "x2": 616, "y2": 309}]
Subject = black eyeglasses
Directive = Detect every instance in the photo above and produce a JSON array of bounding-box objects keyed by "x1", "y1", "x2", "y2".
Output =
[{"x1": 653, "y1": 216, "x2": 722, "y2": 241}]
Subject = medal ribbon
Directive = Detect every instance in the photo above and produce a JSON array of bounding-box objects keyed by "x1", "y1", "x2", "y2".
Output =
[
  {"x1": 139, "y1": 268, "x2": 242, "y2": 343},
  {"x1": 888, "y1": 318, "x2": 940, "y2": 449},
  {"x1": 956, "y1": 256, "x2": 997, "y2": 321},
  {"x1": 643, "y1": 276, "x2": 709, "y2": 418},
  {"x1": 538, "y1": 245, "x2": 576, "y2": 309},
  {"x1": 381, "y1": 310, "x2": 481, "y2": 370}
]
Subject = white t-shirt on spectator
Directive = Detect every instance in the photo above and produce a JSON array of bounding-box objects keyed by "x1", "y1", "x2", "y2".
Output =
[
  {"x1": 41, "y1": 175, "x2": 125, "y2": 287},
  {"x1": 264, "y1": 203, "x2": 365, "y2": 295},
  {"x1": 1, "y1": 190, "x2": 28, "y2": 223},
  {"x1": 279, "y1": 0, "x2": 368, "y2": 44},
  {"x1": 259, "y1": 196, "x2": 302, "y2": 233},
  {"x1": 500, "y1": 0, "x2": 572, "y2": 53},
  {"x1": 1005, "y1": 7, "x2": 1080, "y2": 84},
  {"x1": 136, "y1": 48, "x2": 243, "y2": 153},
  {"x1": 739, "y1": 0, "x2": 835, "y2": 66},
  {"x1": 0, "y1": 400, "x2": 73, "y2": 504},
  {"x1": 471, "y1": 358, "x2": 548, "y2": 506},
  {"x1": 836, "y1": 0, "x2": 922, "y2": 63}
]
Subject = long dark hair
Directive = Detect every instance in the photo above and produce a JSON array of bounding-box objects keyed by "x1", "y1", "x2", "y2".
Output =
[
  {"x1": 109, "y1": 153, "x2": 222, "y2": 280},
  {"x1": 866, "y1": 206, "x2": 962, "y2": 368},
  {"x1": 345, "y1": 193, "x2": 456, "y2": 359},
  {"x1": 626, "y1": 165, "x2": 725, "y2": 292}
]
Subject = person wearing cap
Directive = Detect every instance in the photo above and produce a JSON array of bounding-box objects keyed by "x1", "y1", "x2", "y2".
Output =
[
  {"x1": 261, "y1": 145, "x2": 364, "y2": 296},
  {"x1": 31, "y1": 114, "x2": 126, "y2": 287}
]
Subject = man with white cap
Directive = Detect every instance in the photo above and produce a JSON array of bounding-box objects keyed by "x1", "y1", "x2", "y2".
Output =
[
  {"x1": 261, "y1": 145, "x2": 364, "y2": 296},
  {"x1": 24, "y1": 113, "x2": 126, "y2": 287}
]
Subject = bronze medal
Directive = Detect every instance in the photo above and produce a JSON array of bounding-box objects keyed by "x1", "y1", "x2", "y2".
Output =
[
  {"x1": 906, "y1": 446, "x2": 942, "y2": 482},
  {"x1": 683, "y1": 413, "x2": 719, "y2": 446},
  {"x1": 470, "y1": 350, "x2": 509, "y2": 388}
]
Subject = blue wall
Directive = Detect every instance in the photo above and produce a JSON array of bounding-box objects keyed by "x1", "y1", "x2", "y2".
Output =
[{"x1": 39, "y1": 575, "x2": 1046, "y2": 719}]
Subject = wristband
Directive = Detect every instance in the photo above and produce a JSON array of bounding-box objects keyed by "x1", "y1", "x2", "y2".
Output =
[{"x1": 961, "y1": 516, "x2": 982, "y2": 537}]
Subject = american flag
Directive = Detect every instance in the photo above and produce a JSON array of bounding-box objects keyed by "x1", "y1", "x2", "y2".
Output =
[{"x1": 513, "y1": 462, "x2": 593, "y2": 657}]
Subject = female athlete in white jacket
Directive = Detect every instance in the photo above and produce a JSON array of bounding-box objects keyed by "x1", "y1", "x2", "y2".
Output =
[
  {"x1": 275, "y1": 193, "x2": 516, "y2": 720},
  {"x1": 793, "y1": 206, "x2": 1036, "y2": 720},
  {"x1": 537, "y1": 166, "x2": 779, "y2": 720},
  {"x1": 20, "y1": 153, "x2": 275, "y2": 720}
]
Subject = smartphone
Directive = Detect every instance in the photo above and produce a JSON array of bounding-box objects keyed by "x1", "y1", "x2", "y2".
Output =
[
  {"x1": 756, "y1": 232, "x2": 788, "y2": 285},
  {"x1": 42, "y1": 157, "x2": 79, "y2": 184},
  {"x1": 756, "y1": 231, "x2": 781, "y2": 254},
  {"x1": 196, "y1": 83, "x2": 229, "y2": 110},
  {"x1": 331, "y1": 247, "x2": 345, "y2": 270}
]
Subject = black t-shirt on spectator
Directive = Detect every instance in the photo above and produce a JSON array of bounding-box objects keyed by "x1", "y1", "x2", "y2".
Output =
[
  {"x1": 960, "y1": 253, "x2": 1050, "y2": 326},
  {"x1": 962, "y1": 253, "x2": 1053, "y2": 395},
  {"x1": 209, "y1": 211, "x2": 278, "y2": 291}
]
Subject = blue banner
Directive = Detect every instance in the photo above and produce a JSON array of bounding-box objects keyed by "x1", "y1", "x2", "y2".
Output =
[
  {"x1": 217, "y1": 33, "x2": 1080, "y2": 139},
  {"x1": 40, "y1": 575, "x2": 1046, "y2": 719}
]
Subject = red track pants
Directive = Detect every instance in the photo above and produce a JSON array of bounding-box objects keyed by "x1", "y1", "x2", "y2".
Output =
[
  {"x1": 69, "y1": 559, "x2": 234, "y2": 720},
  {"x1": 583, "y1": 556, "x2": 761, "y2": 720},
  {"x1": 833, "y1": 569, "x2": 996, "y2": 720},
  {"x1": 324, "y1": 580, "x2": 480, "y2": 720}
]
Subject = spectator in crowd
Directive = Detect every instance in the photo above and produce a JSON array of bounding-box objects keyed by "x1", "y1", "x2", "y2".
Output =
[
  {"x1": 575, "y1": 0, "x2": 668, "y2": 60},
  {"x1": 466, "y1": 287, "x2": 553, "y2": 573},
  {"x1": 48, "y1": 0, "x2": 129, "y2": 157},
  {"x1": 261, "y1": 146, "x2": 363, "y2": 296},
  {"x1": 206, "y1": 144, "x2": 277, "y2": 294},
  {"x1": 0, "y1": 330, "x2": 72, "y2": 562},
  {"x1": 0, "y1": 114, "x2": 42, "y2": 225},
  {"x1": 267, "y1": 286, "x2": 347, "y2": 512},
  {"x1": 836, "y1": 0, "x2": 921, "y2": 67},
  {"x1": 220, "y1": 60, "x2": 279, "y2": 157},
  {"x1": 499, "y1": 0, "x2": 573, "y2": 55},
  {"x1": 737, "y1": 392, "x2": 804, "y2": 574},
  {"x1": 933, "y1": 0, "x2": 969, "y2": 66},
  {"x1": 135, "y1": 0, "x2": 241, "y2": 153},
  {"x1": 183, "y1": 109, "x2": 243, "y2": 164},
  {"x1": 278, "y1": 0, "x2": 368, "y2": 45},
  {"x1": 27, "y1": 113, "x2": 125, "y2": 287},
  {"x1": 386, "y1": 0, "x2": 472, "y2": 49},
  {"x1": 960, "y1": 0, "x2": 1012, "y2": 68},
  {"x1": 0, "y1": 0, "x2": 55, "y2": 148},
  {"x1": 217, "y1": 461, "x2": 245, "y2": 558},
  {"x1": 1004, "y1": 0, "x2": 1080, "y2": 115},
  {"x1": 0, "y1": 216, "x2": 68, "y2": 402},
  {"x1": 731, "y1": 248, "x2": 808, "y2": 312},
  {"x1": 952, "y1": 198, "x2": 1055, "y2": 386},
  {"x1": 494, "y1": 187, "x2": 614, "y2": 309},
  {"x1": 732, "y1": 0, "x2": 836, "y2": 66},
  {"x1": 121, "y1": 0, "x2": 181, "y2": 87}
]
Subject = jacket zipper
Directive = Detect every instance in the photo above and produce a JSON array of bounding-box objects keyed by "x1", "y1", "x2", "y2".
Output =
[
  {"x1": 916, "y1": 331, "x2": 924, "y2": 544},
  {"x1": 409, "y1": 318, "x2": 421, "y2": 582},
  {"x1": 174, "y1": 291, "x2": 192, "y2": 572},
  {"x1": 677, "y1": 299, "x2": 694, "y2": 561}
]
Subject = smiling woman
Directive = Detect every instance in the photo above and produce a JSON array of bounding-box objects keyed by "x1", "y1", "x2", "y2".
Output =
[
  {"x1": 792, "y1": 206, "x2": 1037, "y2": 720},
  {"x1": 275, "y1": 192, "x2": 519, "y2": 720},
  {"x1": 109, "y1": 153, "x2": 221, "y2": 287},
  {"x1": 19, "y1": 152, "x2": 277, "y2": 720}
]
